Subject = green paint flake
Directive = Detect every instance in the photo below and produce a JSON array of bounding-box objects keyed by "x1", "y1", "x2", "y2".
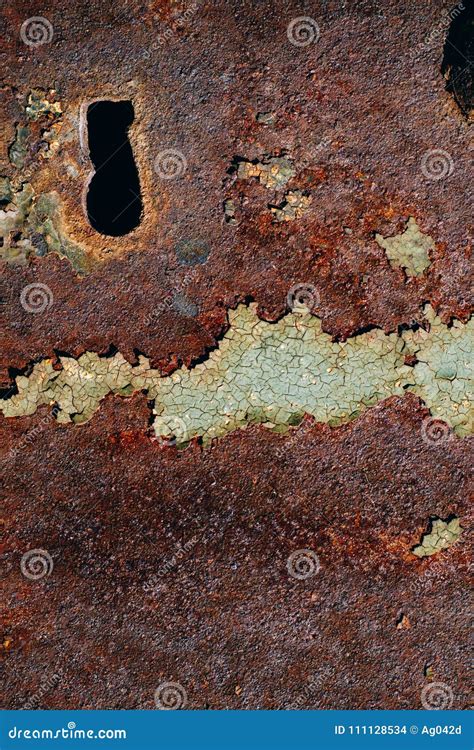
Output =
[
  {"x1": 223, "y1": 199, "x2": 237, "y2": 225},
  {"x1": 237, "y1": 156, "x2": 295, "y2": 190},
  {"x1": 403, "y1": 306, "x2": 473, "y2": 436},
  {"x1": 375, "y1": 217, "x2": 434, "y2": 277},
  {"x1": 9, "y1": 126, "x2": 30, "y2": 169},
  {"x1": 412, "y1": 517, "x2": 462, "y2": 557},
  {"x1": 0, "y1": 177, "x2": 13, "y2": 203},
  {"x1": 0, "y1": 183, "x2": 35, "y2": 265},
  {"x1": 2, "y1": 90, "x2": 89, "y2": 268},
  {"x1": 0, "y1": 181, "x2": 92, "y2": 273},
  {"x1": 2, "y1": 353, "x2": 160, "y2": 424},
  {"x1": 256, "y1": 112, "x2": 276, "y2": 126},
  {"x1": 25, "y1": 89, "x2": 62, "y2": 121},
  {"x1": 1, "y1": 305, "x2": 472, "y2": 445},
  {"x1": 270, "y1": 190, "x2": 312, "y2": 222},
  {"x1": 9, "y1": 90, "x2": 62, "y2": 170}
]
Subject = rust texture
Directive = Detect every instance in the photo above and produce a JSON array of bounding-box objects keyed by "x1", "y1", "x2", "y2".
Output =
[{"x1": 1, "y1": 0, "x2": 473, "y2": 710}]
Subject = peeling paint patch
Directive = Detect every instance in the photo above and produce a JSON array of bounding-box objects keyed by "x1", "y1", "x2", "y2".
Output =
[
  {"x1": 1, "y1": 305, "x2": 472, "y2": 445},
  {"x1": 237, "y1": 156, "x2": 295, "y2": 190},
  {"x1": 0, "y1": 179, "x2": 92, "y2": 273},
  {"x1": 9, "y1": 89, "x2": 62, "y2": 170},
  {"x1": 1, "y1": 353, "x2": 160, "y2": 424},
  {"x1": 2, "y1": 89, "x2": 91, "y2": 273},
  {"x1": 9, "y1": 126, "x2": 30, "y2": 170},
  {"x1": 223, "y1": 199, "x2": 237, "y2": 225},
  {"x1": 375, "y1": 217, "x2": 434, "y2": 277},
  {"x1": 412, "y1": 517, "x2": 462, "y2": 557},
  {"x1": 403, "y1": 306, "x2": 473, "y2": 436},
  {"x1": 270, "y1": 190, "x2": 312, "y2": 222},
  {"x1": 25, "y1": 89, "x2": 62, "y2": 121},
  {"x1": 256, "y1": 112, "x2": 276, "y2": 126}
]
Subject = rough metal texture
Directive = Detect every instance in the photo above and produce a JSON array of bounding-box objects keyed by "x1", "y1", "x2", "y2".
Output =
[{"x1": 1, "y1": 0, "x2": 472, "y2": 711}]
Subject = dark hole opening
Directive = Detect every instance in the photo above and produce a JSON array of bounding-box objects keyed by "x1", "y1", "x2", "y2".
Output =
[
  {"x1": 86, "y1": 100, "x2": 142, "y2": 236},
  {"x1": 441, "y1": 0, "x2": 474, "y2": 117}
]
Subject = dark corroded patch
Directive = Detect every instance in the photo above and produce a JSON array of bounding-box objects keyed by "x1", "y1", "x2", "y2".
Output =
[{"x1": 1, "y1": 396, "x2": 472, "y2": 709}]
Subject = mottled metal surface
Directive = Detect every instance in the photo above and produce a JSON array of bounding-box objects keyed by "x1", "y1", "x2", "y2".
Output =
[{"x1": 1, "y1": 0, "x2": 472, "y2": 711}]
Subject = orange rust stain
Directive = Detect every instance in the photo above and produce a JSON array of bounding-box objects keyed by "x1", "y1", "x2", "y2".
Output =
[
  {"x1": 109, "y1": 430, "x2": 144, "y2": 447},
  {"x1": 1, "y1": 637, "x2": 13, "y2": 653}
]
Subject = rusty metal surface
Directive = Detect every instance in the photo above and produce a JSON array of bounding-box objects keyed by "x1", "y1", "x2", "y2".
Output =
[{"x1": 1, "y1": 0, "x2": 473, "y2": 710}]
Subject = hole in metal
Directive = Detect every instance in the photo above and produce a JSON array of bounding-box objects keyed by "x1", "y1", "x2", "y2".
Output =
[{"x1": 86, "y1": 100, "x2": 142, "y2": 236}]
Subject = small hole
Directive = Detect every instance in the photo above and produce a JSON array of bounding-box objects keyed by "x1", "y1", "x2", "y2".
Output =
[{"x1": 86, "y1": 100, "x2": 142, "y2": 236}]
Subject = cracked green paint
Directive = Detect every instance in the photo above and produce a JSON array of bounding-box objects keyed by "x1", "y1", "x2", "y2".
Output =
[
  {"x1": 237, "y1": 157, "x2": 295, "y2": 189},
  {"x1": 376, "y1": 217, "x2": 434, "y2": 276},
  {"x1": 2, "y1": 353, "x2": 161, "y2": 424},
  {"x1": 1, "y1": 305, "x2": 472, "y2": 444},
  {"x1": 270, "y1": 191, "x2": 312, "y2": 222},
  {"x1": 25, "y1": 89, "x2": 62, "y2": 121},
  {"x1": 3, "y1": 90, "x2": 90, "y2": 272},
  {"x1": 403, "y1": 306, "x2": 473, "y2": 434},
  {"x1": 412, "y1": 517, "x2": 462, "y2": 557},
  {"x1": 0, "y1": 178, "x2": 91, "y2": 273}
]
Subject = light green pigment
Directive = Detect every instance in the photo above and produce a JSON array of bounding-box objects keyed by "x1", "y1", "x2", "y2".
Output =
[
  {"x1": 412, "y1": 517, "x2": 462, "y2": 558},
  {"x1": 1, "y1": 304, "x2": 472, "y2": 445},
  {"x1": 376, "y1": 217, "x2": 434, "y2": 276}
]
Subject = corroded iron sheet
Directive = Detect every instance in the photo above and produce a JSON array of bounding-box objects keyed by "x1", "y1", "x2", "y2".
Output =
[{"x1": 0, "y1": 0, "x2": 472, "y2": 711}]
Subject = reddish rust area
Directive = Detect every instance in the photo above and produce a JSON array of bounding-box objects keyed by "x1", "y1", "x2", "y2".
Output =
[
  {"x1": 0, "y1": 0, "x2": 472, "y2": 710},
  {"x1": 1, "y1": 396, "x2": 472, "y2": 709},
  {"x1": 1, "y1": 0, "x2": 473, "y2": 382}
]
